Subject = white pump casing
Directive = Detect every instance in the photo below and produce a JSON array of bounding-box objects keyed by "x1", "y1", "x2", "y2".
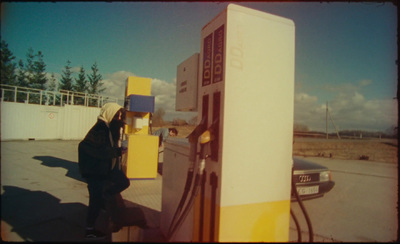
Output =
[{"x1": 162, "y1": 4, "x2": 295, "y2": 242}]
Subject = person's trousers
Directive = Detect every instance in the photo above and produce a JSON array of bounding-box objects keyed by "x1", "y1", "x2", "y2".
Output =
[
  {"x1": 85, "y1": 168, "x2": 130, "y2": 228},
  {"x1": 86, "y1": 177, "x2": 105, "y2": 228}
]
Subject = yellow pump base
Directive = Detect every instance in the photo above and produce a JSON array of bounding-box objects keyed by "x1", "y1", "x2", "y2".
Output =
[
  {"x1": 193, "y1": 195, "x2": 290, "y2": 242},
  {"x1": 125, "y1": 134, "x2": 159, "y2": 179},
  {"x1": 217, "y1": 200, "x2": 290, "y2": 242}
]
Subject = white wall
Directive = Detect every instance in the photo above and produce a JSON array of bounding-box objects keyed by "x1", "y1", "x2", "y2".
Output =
[{"x1": 0, "y1": 102, "x2": 100, "y2": 141}]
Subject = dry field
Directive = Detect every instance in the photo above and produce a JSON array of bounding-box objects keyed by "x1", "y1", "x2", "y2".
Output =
[
  {"x1": 293, "y1": 137, "x2": 398, "y2": 164},
  {"x1": 153, "y1": 125, "x2": 398, "y2": 164}
]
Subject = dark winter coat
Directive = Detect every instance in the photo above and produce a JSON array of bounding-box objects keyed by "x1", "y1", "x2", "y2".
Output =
[{"x1": 78, "y1": 119, "x2": 121, "y2": 179}]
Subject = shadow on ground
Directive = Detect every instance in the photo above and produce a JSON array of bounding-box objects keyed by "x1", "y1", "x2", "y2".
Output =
[
  {"x1": 1, "y1": 186, "x2": 163, "y2": 242},
  {"x1": 1, "y1": 185, "x2": 90, "y2": 242},
  {"x1": 33, "y1": 156, "x2": 86, "y2": 183}
]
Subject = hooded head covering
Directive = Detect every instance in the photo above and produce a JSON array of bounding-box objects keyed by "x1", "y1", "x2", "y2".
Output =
[{"x1": 98, "y1": 103, "x2": 123, "y2": 126}]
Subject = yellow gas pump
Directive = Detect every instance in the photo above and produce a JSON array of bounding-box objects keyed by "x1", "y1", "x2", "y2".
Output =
[
  {"x1": 161, "y1": 4, "x2": 295, "y2": 242},
  {"x1": 123, "y1": 76, "x2": 159, "y2": 179}
]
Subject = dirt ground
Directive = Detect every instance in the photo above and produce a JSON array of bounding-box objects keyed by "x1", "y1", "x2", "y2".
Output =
[
  {"x1": 292, "y1": 137, "x2": 398, "y2": 164},
  {"x1": 153, "y1": 125, "x2": 398, "y2": 164}
]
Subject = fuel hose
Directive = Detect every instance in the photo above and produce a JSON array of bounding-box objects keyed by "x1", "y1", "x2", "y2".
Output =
[
  {"x1": 292, "y1": 175, "x2": 314, "y2": 242},
  {"x1": 167, "y1": 119, "x2": 216, "y2": 241},
  {"x1": 167, "y1": 167, "x2": 194, "y2": 235},
  {"x1": 290, "y1": 208, "x2": 302, "y2": 242},
  {"x1": 167, "y1": 169, "x2": 203, "y2": 241},
  {"x1": 167, "y1": 130, "x2": 209, "y2": 241}
]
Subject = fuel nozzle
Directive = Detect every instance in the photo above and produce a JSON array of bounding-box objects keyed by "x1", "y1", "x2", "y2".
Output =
[
  {"x1": 187, "y1": 117, "x2": 207, "y2": 162},
  {"x1": 200, "y1": 130, "x2": 212, "y2": 145},
  {"x1": 199, "y1": 130, "x2": 212, "y2": 161},
  {"x1": 199, "y1": 118, "x2": 219, "y2": 160}
]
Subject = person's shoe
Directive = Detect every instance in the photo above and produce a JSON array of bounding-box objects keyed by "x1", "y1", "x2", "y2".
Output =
[{"x1": 85, "y1": 229, "x2": 106, "y2": 240}]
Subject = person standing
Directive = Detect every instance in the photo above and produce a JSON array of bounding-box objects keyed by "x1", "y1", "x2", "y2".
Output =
[
  {"x1": 152, "y1": 127, "x2": 178, "y2": 147},
  {"x1": 78, "y1": 103, "x2": 130, "y2": 240}
]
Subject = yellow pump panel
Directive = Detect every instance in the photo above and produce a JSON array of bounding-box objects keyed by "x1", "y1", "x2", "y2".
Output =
[
  {"x1": 125, "y1": 111, "x2": 150, "y2": 135},
  {"x1": 124, "y1": 76, "x2": 157, "y2": 179},
  {"x1": 125, "y1": 76, "x2": 152, "y2": 96},
  {"x1": 125, "y1": 134, "x2": 159, "y2": 179}
]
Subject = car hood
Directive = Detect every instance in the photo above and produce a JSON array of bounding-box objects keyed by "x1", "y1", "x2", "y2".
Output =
[{"x1": 292, "y1": 157, "x2": 328, "y2": 171}]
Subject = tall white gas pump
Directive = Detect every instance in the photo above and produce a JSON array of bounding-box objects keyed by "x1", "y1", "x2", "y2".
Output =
[{"x1": 161, "y1": 4, "x2": 295, "y2": 242}]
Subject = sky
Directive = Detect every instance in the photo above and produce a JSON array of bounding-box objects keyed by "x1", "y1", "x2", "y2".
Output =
[{"x1": 1, "y1": 1, "x2": 398, "y2": 133}]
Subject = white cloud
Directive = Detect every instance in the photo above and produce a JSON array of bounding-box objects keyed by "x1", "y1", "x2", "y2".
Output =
[
  {"x1": 71, "y1": 66, "x2": 82, "y2": 73},
  {"x1": 294, "y1": 89, "x2": 398, "y2": 132},
  {"x1": 322, "y1": 79, "x2": 373, "y2": 94},
  {"x1": 100, "y1": 72, "x2": 196, "y2": 121},
  {"x1": 330, "y1": 92, "x2": 397, "y2": 131},
  {"x1": 358, "y1": 79, "x2": 372, "y2": 87},
  {"x1": 151, "y1": 78, "x2": 196, "y2": 121},
  {"x1": 295, "y1": 92, "x2": 318, "y2": 104},
  {"x1": 294, "y1": 78, "x2": 397, "y2": 132},
  {"x1": 151, "y1": 78, "x2": 176, "y2": 96},
  {"x1": 151, "y1": 78, "x2": 177, "y2": 115},
  {"x1": 45, "y1": 70, "x2": 397, "y2": 131},
  {"x1": 101, "y1": 71, "x2": 136, "y2": 98}
]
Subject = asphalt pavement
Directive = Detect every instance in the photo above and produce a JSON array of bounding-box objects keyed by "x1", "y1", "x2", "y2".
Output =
[
  {"x1": 1, "y1": 140, "x2": 165, "y2": 242},
  {"x1": 0, "y1": 140, "x2": 327, "y2": 242},
  {"x1": 4, "y1": 139, "x2": 390, "y2": 242}
]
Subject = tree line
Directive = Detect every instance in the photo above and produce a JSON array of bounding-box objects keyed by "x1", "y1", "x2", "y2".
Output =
[
  {"x1": 1, "y1": 40, "x2": 105, "y2": 95},
  {"x1": 294, "y1": 122, "x2": 397, "y2": 138}
]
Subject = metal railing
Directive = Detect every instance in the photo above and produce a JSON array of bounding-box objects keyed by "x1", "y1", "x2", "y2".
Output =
[{"x1": 0, "y1": 84, "x2": 123, "y2": 107}]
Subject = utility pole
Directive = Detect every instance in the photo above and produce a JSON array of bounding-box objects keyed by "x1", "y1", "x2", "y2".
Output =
[
  {"x1": 326, "y1": 101, "x2": 329, "y2": 139},
  {"x1": 326, "y1": 101, "x2": 341, "y2": 139}
]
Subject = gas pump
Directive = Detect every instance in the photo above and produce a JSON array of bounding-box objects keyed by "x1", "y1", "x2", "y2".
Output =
[
  {"x1": 161, "y1": 4, "x2": 295, "y2": 242},
  {"x1": 122, "y1": 76, "x2": 159, "y2": 179}
]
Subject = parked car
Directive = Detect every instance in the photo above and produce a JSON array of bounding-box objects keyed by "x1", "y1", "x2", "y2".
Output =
[{"x1": 292, "y1": 157, "x2": 335, "y2": 201}]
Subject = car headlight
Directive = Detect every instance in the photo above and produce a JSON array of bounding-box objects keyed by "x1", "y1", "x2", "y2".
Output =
[{"x1": 319, "y1": 171, "x2": 331, "y2": 182}]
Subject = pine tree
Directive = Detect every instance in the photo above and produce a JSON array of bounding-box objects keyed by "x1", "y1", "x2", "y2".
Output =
[
  {"x1": 25, "y1": 47, "x2": 35, "y2": 87},
  {"x1": 47, "y1": 73, "x2": 58, "y2": 105},
  {"x1": 59, "y1": 60, "x2": 74, "y2": 105},
  {"x1": 30, "y1": 51, "x2": 47, "y2": 90},
  {"x1": 74, "y1": 65, "x2": 87, "y2": 92},
  {"x1": 1, "y1": 40, "x2": 17, "y2": 85},
  {"x1": 16, "y1": 59, "x2": 28, "y2": 87},
  {"x1": 15, "y1": 59, "x2": 28, "y2": 102},
  {"x1": 18, "y1": 47, "x2": 48, "y2": 90},
  {"x1": 87, "y1": 62, "x2": 104, "y2": 107},
  {"x1": 9, "y1": 47, "x2": 48, "y2": 103},
  {"x1": 74, "y1": 66, "x2": 87, "y2": 105},
  {"x1": 59, "y1": 60, "x2": 74, "y2": 91},
  {"x1": 87, "y1": 62, "x2": 104, "y2": 94},
  {"x1": 48, "y1": 73, "x2": 57, "y2": 91}
]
